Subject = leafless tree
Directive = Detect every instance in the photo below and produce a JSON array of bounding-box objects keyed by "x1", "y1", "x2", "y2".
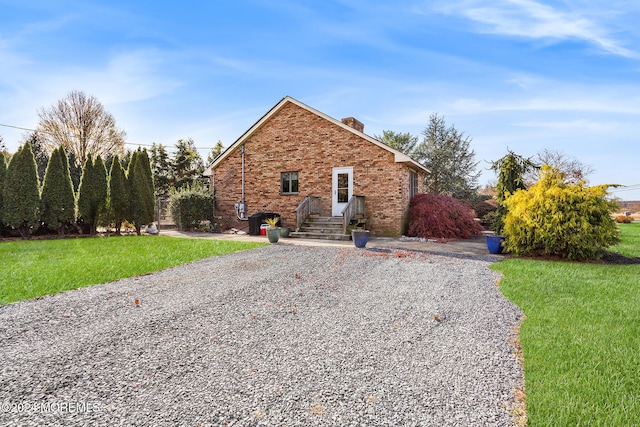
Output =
[
  {"x1": 37, "y1": 90, "x2": 126, "y2": 167},
  {"x1": 525, "y1": 149, "x2": 595, "y2": 185}
]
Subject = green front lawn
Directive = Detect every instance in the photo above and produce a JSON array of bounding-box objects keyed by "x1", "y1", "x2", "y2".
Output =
[
  {"x1": 493, "y1": 223, "x2": 640, "y2": 426},
  {"x1": 1, "y1": 236, "x2": 266, "y2": 305}
]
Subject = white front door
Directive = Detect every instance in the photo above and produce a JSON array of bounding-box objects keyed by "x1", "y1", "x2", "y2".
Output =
[{"x1": 332, "y1": 167, "x2": 353, "y2": 216}]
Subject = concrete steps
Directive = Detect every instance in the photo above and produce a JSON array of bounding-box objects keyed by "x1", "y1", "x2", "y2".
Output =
[{"x1": 289, "y1": 216, "x2": 351, "y2": 241}]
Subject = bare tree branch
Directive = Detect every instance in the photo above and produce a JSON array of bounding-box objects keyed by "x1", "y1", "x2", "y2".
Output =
[
  {"x1": 37, "y1": 90, "x2": 126, "y2": 166},
  {"x1": 525, "y1": 149, "x2": 595, "y2": 185}
]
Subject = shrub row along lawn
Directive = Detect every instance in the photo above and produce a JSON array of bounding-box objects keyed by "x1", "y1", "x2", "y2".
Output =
[
  {"x1": 493, "y1": 223, "x2": 640, "y2": 426},
  {"x1": 0, "y1": 236, "x2": 266, "y2": 305}
]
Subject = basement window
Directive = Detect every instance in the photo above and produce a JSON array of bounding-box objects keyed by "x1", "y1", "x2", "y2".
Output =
[{"x1": 281, "y1": 172, "x2": 299, "y2": 195}]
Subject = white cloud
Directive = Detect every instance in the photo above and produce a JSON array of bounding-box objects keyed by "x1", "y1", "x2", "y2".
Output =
[
  {"x1": 0, "y1": 45, "x2": 186, "y2": 151},
  {"x1": 91, "y1": 50, "x2": 184, "y2": 104},
  {"x1": 513, "y1": 118, "x2": 619, "y2": 132},
  {"x1": 431, "y1": 0, "x2": 636, "y2": 58}
]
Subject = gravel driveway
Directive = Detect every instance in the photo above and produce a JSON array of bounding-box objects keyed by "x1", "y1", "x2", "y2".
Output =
[{"x1": 1, "y1": 244, "x2": 524, "y2": 426}]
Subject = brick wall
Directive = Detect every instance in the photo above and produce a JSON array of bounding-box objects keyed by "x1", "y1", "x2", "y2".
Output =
[{"x1": 212, "y1": 101, "x2": 426, "y2": 236}]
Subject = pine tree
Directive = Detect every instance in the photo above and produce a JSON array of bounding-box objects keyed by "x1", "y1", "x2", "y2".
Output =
[
  {"x1": 109, "y1": 155, "x2": 129, "y2": 235},
  {"x1": 41, "y1": 147, "x2": 75, "y2": 235},
  {"x1": 172, "y1": 138, "x2": 204, "y2": 189},
  {"x1": 150, "y1": 143, "x2": 172, "y2": 198},
  {"x1": 374, "y1": 130, "x2": 418, "y2": 156},
  {"x1": 413, "y1": 113, "x2": 480, "y2": 200},
  {"x1": 128, "y1": 149, "x2": 155, "y2": 235},
  {"x1": 4, "y1": 143, "x2": 41, "y2": 239},
  {"x1": 206, "y1": 141, "x2": 224, "y2": 165}
]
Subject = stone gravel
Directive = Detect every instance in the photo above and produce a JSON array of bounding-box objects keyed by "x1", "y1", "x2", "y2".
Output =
[{"x1": 0, "y1": 244, "x2": 524, "y2": 426}]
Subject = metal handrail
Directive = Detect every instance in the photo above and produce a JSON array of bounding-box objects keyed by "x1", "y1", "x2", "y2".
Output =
[
  {"x1": 341, "y1": 195, "x2": 366, "y2": 234},
  {"x1": 295, "y1": 196, "x2": 321, "y2": 231}
]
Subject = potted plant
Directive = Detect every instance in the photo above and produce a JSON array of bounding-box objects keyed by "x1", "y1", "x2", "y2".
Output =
[
  {"x1": 351, "y1": 228, "x2": 369, "y2": 248},
  {"x1": 486, "y1": 234, "x2": 506, "y2": 254},
  {"x1": 264, "y1": 216, "x2": 280, "y2": 243}
]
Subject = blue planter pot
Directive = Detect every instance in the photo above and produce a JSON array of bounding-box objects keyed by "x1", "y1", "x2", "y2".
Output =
[
  {"x1": 487, "y1": 235, "x2": 506, "y2": 254},
  {"x1": 352, "y1": 230, "x2": 369, "y2": 248}
]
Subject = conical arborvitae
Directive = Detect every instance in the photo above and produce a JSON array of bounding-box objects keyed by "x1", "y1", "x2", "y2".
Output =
[
  {"x1": 109, "y1": 155, "x2": 129, "y2": 235},
  {"x1": 0, "y1": 153, "x2": 7, "y2": 233},
  {"x1": 77, "y1": 154, "x2": 107, "y2": 235},
  {"x1": 41, "y1": 147, "x2": 75, "y2": 235},
  {"x1": 128, "y1": 149, "x2": 155, "y2": 235},
  {"x1": 139, "y1": 148, "x2": 155, "y2": 207},
  {"x1": 93, "y1": 155, "x2": 108, "y2": 232},
  {"x1": 3, "y1": 143, "x2": 40, "y2": 239},
  {"x1": 77, "y1": 154, "x2": 94, "y2": 234}
]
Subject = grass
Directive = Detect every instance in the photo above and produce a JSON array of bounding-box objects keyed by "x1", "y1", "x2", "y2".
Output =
[
  {"x1": 493, "y1": 223, "x2": 640, "y2": 426},
  {"x1": 0, "y1": 235, "x2": 266, "y2": 305}
]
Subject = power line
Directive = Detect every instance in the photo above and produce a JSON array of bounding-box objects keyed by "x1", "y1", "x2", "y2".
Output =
[
  {"x1": 0, "y1": 122, "x2": 217, "y2": 151},
  {"x1": 611, "y1": 185, "x2": 640, "y2": 193},
  {"x1": 610, "y1": 183, "x2": 640, "y2": 190},
  {"x1": 0, "y1": 123, "x2": 35, "y2": 133}
]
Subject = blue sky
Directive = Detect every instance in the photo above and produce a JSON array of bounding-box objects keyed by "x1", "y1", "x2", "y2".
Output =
[{"x1": 1, "y1": 0, "x2": 639, "y2": 200}]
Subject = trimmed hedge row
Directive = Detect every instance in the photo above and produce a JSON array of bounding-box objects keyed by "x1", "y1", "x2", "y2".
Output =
[
  {"x1": 168, "y1": 185, "x2": 214, "y2": 231},
  {"x1": 0, "y1": 144, "x2": 156, "y2": 239}
]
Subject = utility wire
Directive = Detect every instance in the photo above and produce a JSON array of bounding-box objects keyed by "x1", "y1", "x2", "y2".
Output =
[
  {"x1": 0, "y1": 122, "x2": 217, "y2": 151},
  {"x1": 611, "y1": 186, "x2": 640, "y2": 193}
]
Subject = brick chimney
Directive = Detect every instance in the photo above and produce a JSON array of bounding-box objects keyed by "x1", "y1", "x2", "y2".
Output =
[{"x1": 341, "y1": 117, "x2": 364, "y2": 133}]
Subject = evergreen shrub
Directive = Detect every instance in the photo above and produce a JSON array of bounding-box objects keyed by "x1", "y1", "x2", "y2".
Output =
[
  {"x1": 3, "y1": 143, "x2": 40, "y2": 238},
  {"x1": 471, "y1": 200, "x2": 497, "y2": 219},
  {"x1": 471, "y1": 200, "x2": 497, "y2": 228},
  {"x1": 40, "y1": 147, "x2": 75, "y2": 235},
  {"x1": 128, "y1": 149, "x2": 155, "y2": 235},
  {"x1": 168, "y1": 185, "x2": 214, "y2": 231},
  {"x1": 0, "y1": 153, "x2": 6, "y2": 232},
  {"x1": 503, "y1": 166, "x2": 619, "y2": 260},
  {"x1": 109, "y1": 155, "x2": 129, "y2": 235},
  {"x1": 408, "y1": 193, "x2": 484, "y2": 239},
  {"x1": 77, "y1": 155, "x2": 108, "y2": 235}
]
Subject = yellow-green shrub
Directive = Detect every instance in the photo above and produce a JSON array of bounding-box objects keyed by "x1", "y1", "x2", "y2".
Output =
[{"x1": 503, "y1": 166, "x2": 619, "y2": 260}]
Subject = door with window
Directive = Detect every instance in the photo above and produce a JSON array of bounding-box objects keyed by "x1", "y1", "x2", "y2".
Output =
[{"x1": 332, "y1": 167, "x2": 353, "y2": 216}]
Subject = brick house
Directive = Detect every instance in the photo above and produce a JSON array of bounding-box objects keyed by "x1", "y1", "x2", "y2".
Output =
[{"x1": 203, "y1": 96, "x2": 428, "y2": 237}]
